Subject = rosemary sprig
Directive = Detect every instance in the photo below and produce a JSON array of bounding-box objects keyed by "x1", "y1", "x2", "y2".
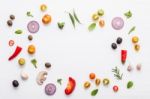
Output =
[{"x1": 112, "y1": 67, "x2": 123, "y2": 80}]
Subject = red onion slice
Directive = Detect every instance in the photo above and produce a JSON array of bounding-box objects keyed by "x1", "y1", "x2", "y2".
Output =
[
  {"x1": 111, "y1": 17, "x2": 124, "y2": 30},
  {"x1": 27, "y1": 21, "x2": 39, "y2": 33},
  {"x1": 45, "y1": 83, "x2": 56, "y2": 96}
]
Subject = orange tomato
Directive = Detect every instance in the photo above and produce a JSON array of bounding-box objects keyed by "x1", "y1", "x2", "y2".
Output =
[
  {"x1": 28, "y1": 45, "x2": 36, "y2": 54},
  {"x1": 89, "y1": 73, "x2": 96, "y2": 80},
  {"x1": 42, "y1": 14, "x2": 52, "y2": 24},
  {"x1": 99, "y1": 19, "x2": 105, "y2": 27}
]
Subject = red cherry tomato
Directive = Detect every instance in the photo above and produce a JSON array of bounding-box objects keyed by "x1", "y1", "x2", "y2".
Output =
[
  {"x1": 9, "y1": 40, "x2": 14, "y2": 46},
  {"x1": 113, "y1": 85, "x2": 119, "y2": 92}
]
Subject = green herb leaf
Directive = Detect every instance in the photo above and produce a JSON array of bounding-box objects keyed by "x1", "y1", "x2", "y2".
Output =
[
  {"x1": 15, "y1": 30, "x2": 23, "y2": 34},
  {"x1": 88, "y1": 23, "x2": 96, "y2": 31},
  {"x1": 124, "y1": 10, "x2": 132, "y2": 19},
  {"x1": 57, "y1": 79, "x2": 62, "y2": 85},
  {"x1": 128, "y1": 26, "x2": 136, "y2": 34},
  {"x1": 69, "y1": 13, "x2": 75, "y2": 28},
  {"x1": 73, "y1": 10, "x2": 81, "y2": 24},
  {"x1": 112, "y1": 67, "x2": 123, "y2": 80},
  {"x1": 27, "y1": 11, "x2": 33, "y2": 17},
  {"x1": 31, "y1": 59, "x2": 37, "y2": 68},
  {"x1": 127, "y1": 81, "x2": 133, "y2": 89},
  {"x1": 58, "y1": 22, "x2": 65, "y2": 29},
  {"x1": 91, "y1": 89, "x2": 98, "y2": 96}
]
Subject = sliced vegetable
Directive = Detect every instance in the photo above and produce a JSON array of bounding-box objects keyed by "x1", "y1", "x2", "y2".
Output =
[
  {"x1": 31, "y1": 59, "x2": 37, "y2": 68},
  {"x1": 92, "y1": 13, "x2": 99, "y2": 21},
  {"x1": 121, "y1": 50, "x2": 127, "y2": 64},
  {"x1": 8, "y1": 46, "x2": 22, "y2": 61},
  {"x1": 111, "y1": 17, "x2": 124, "y2": 30},
  {"x1": 84, "y1": 81, "x2": 91, "y2": 88},
  {"x1": 18, "y1": 58, "x2": 25, "y2": 66},
  {"x1": 95, "y1": 78, "x2": 101, "y2": 86},
  {"x1": 27, "y1": 21, "x2": 39, "y2": 33},
  {"x1": 57, "y1": 22, "x2": 65, "y2": 29},
  {"x1": 45, "y1": 83, "x2": 56, "y2": 95},
  {"x1": 134, "y1": 44, "x2": 140, "y2": 51},
  {"x1": 65, "y1": 77, "x2": 76, "y2": 95},
  {"x1": 15, "y1": 29, "x2": 23, "y2": 34},
  {"x1": 112, "y1": 67, "x2": 123, "y2": 80},
  {"x1": 113, "y1": 85, "x2": 119, "y2": 92},
  {"x1": 42, "y1": 14, "x2": 52, "y2": 24},
  {"x1": 40, "y1": 4, "x2": 47, "y2": 12},
  {"x1": 103, "y1": 78, "x2": 110, "y2": 86},
  {"x1": 88, "y1": 23, "x2": 96, "y2": 31},
  {"x1": 28, "y1": 45, "x2": 36, "y2": 54},
  {"x1": 128, "y1": 26, "x2": 136, "y2": 34},
  {"x1": 91, "y1": 89, "x2": 98, "y2": 96},
  {"x1": 127, "y1": 81, "x2": 133, "y2": 89},
  {"x1": 26, "y1": 11, "x2": 33, "y2": 17},
  {"x1": 97, "y1": 9, "x2": 104, "y2": 16},
  {"x1": 132, "y1": 36, "x2": 139, "y2": 43},
  {"x1": 124, "y1": 10, "x2": 132, "y2": 19},
  {"x1": 73, "y1": 10, "x2": 81, "y2": 24},
  {"x1": 9, "y1": 40, "x2": 15, "y2": 46}
]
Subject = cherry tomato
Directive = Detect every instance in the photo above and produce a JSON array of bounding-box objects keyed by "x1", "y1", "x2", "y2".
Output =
[
  {"x1": 42, "y1": 14, "x2": 52, "y2": 24},
  {"x1": 89, "y1": 73, "x2": 96, "y2": 80},
  {"x1": 9, "y1": 40, "x2": 14, "y2": 46},
  {"x1": 113, "y1": 85, "x2": 119, "y2": 92}
]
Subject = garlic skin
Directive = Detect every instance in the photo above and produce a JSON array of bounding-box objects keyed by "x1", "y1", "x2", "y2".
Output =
[
  {"x1": 127, "y1": 64, "x2": 133, "y2": 72},
  {"x1": 136, "y1": 63, "x2": 142, "y2": 71},
  {"x1": 21, "y1": 71, "x2": 29, "y2": 80}
]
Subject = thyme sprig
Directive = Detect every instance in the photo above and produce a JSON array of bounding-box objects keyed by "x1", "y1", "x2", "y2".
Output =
[{"x1": 112, "y1": 67, "x2": 123, "y2": 80}]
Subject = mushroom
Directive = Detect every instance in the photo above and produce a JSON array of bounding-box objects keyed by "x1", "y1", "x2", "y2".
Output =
[
  {"x1": 21, "y1": 71, "x2": 29, "y2": 80},
  {"x1": 36, "y1": 71, "x2": 48, "y2": 85}
]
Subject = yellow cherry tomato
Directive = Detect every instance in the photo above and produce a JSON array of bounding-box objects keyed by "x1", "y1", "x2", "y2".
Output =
[
  {"x1": 103, "y1": 78, "x2": 110, "y2": 86},
  {"x1": 134, "y1": 44, "x2": 140, "y2": 51},
  {"x1": 42, "y1": 14, "x2": 52, "y2": 24},
  {"x1": 28, "y1": 45, "x2": 36, "y2": 54},
  {"x1": 84, "y1": 81, "x2": 91, "y2": 88},
  {"x1": 92, "y1": 13, "x2": 99, "y2": 21},
  {"x1": 40, "y1": 4, "x2": 47, "y2": 12},
  {"x1": 95, "y1": 78, "x2": 101, "y2": 86},
  {"x1": 18, "y1": 58, "x2": 25, "y2": 65},
  {"x1": 132, "y1": 36, "x2": 139, "y2": 43}
]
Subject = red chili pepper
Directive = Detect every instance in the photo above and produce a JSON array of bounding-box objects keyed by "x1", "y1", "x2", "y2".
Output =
[
  {"x1": 121, "y1": 50, "x2": 127, "y2": 64},
  {"x1": 8, "y1": 46, "x2": 22, "y2": 61},
  {"x1": 65, "y1": 77, "x2": 76, "y2": 95}
]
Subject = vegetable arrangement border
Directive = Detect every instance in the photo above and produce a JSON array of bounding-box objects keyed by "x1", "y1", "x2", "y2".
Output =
[{"x1": 7, "y1": 4, "x2": 142, "y2": 97}]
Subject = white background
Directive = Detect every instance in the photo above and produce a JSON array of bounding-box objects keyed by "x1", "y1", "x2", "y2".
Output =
[{"x1": 0, "y1": 0, "x2": 150, "y2": 99}]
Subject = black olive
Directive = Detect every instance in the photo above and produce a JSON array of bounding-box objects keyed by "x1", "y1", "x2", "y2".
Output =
[
  {"x1": 12, "y1": 80, "x2": 19, "y2": 87},
  {"x1": 111, "y1": 43, "x2": 117, "y2": 50},
  {"x1": 116, "y1": 37, "x2": 122, "y2": 44},
  {"x1": 10, "y1": 15, "x2": 15, "y2": 20},
  {"x1": 45, "y1": 62, "x2": 51, "y2": 68},
  {"x1": 7, "y1": 20, "x2": 13, "y2": 26}
]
